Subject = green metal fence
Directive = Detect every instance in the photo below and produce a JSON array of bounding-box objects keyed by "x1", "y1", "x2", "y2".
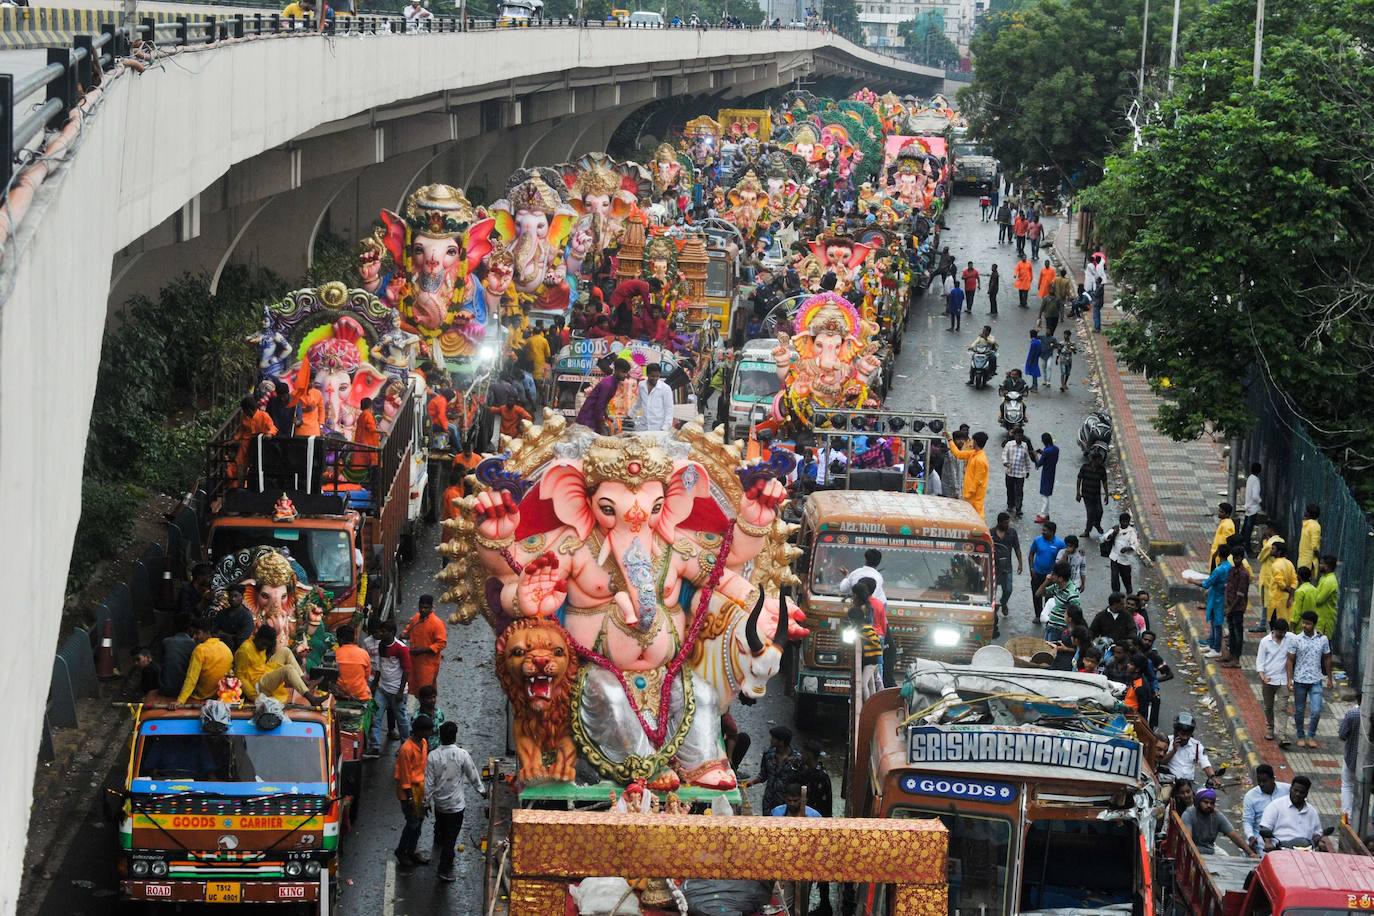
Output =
[{"x1": 1240, "y1": 376, "x2": 1374, "y2": 683}]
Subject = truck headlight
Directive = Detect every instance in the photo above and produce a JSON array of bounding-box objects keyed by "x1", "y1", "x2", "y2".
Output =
[
  {"x1": 131, "y1": 860, "x2": 150, "y2": 877},
  {"x1": 285, "y1": 861, "x2": 304, "y2": 877},
  {"x1": 931, "y1": 627, "x2": 961, "y2": 647},
  {"x1": 150, "y1": 860, "x2": 168, "y2": 877},
  {"x1": 816, "y1": 653, "x2": 839, "y2": 665},
  {"x1": 305, "y1": 861, "x2": 321, "y2": 878}
]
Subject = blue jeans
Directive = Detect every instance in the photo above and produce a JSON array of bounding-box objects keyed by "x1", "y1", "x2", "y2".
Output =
[
  {"x1": 1294, "y1": 681, "x2": 1325, "y2": 739},
  {"x1": 396, "y1": 798, "x2": 425, "y2": 859},
  {"x1": 371, "y1": 688, "x2": 409, "y2": 749},
  {"x1": 1092, "y1": 300, "x2": 1103, "y2": 332},
  {"x1": 1208, "y1": 619, "x2": 1223, "y2": 652}
]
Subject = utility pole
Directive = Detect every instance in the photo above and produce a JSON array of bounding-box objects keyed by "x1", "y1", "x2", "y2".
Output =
[
  {"x1": 1252, "y1": 0, "x2": 1264, "y2": 87},
  {"x1": 1138, "y1": 0, "x2": 1149, "y2": 97},
  {"x1": 1356, "y1": 603, "x2": 1374, "y2": 837},
  {"x1": 1167, "y1": 0, "x2": 1180, "y2": 91}
]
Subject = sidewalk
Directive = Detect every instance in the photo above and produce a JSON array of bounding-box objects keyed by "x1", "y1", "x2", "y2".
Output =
[{"x1": 1051, "y1": 219, "x2": 1356, "y2": 822}]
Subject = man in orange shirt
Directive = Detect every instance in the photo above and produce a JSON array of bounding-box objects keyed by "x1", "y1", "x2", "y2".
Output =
[
  {"x1": 1037, "y1": 260, "x2": 1057, "y2": 300},
  {"x1": 403, "y1": 595, "x2": 447, "y2": 696},
  {"x1": 428, "y1": 388, "x2": 458, "y2": 450},
  {"x1": 1013, "y1": 254, "x2": 1034, "y2": 310},
  {"x1": 233, "y1": 396, "x2": 277, "y2": 482},
  {"x1": 353, "y1": 397, "x2": 380, "y2": 473},
  {"x1": 1013, "y1": 212, "x2": 1028, "y2": 256},
  {"x1": 394, "y1": 715, "x2": 433, "y2": 868},
  {"x1": 489, "y1": 398, "x2": 533, "y2": 440}
]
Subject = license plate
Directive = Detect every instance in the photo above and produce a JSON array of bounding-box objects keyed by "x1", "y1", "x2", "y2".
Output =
[{"x1": 205, "y1": 882, "x2": 241, "y2": 903}]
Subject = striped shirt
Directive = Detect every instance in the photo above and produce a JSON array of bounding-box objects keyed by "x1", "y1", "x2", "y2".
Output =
[
  {"x1": 858, "y1": 624, "x2": 883, "y2": 661},
  {"x1": 1002, "y1": 440, "x2": 1032, "y2": 479}
]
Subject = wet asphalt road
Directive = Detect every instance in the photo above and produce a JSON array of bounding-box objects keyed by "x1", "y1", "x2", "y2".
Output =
[{"x1": 33, "y1": 196, "x2": 1200, "y2": 916}]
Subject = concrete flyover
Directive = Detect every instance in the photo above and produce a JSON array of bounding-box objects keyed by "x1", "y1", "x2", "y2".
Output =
[{"x1": 0, "y1": 20, "x2": 941, "y2": 915}]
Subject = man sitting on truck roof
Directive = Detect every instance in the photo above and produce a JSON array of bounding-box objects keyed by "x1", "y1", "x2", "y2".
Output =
[
  {"x1": 177, "y1": 618, "x2": 233, "y2": 704},
  {"x1": 1184, "y1": 788, "x2": 1255, "y2": 857}
]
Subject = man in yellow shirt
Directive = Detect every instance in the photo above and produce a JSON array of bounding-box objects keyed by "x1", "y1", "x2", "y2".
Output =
[
  {"x1": 1263, "y1": 540, "x2": 1297, "y2": 625},
  {"x1": 525, "y1": 327, "x2": 551, "y2": 380},
  {"x1": 1210, "y1": 502, "x2": 1236, "y2": 570},
  {"x1": 282, "y1": 0, "x2": 315, "y2": 17},
  {"x1": 1298, "y1": 504, "x2": 1321, "y2": 576},
  {"x1": 177, "y1": 619, "x2": 233, "y2": 703},
  {"x1": 947, "y1": 431, "x2": 990, "y2": 520},
  {"x1": 233, "y1": 624, "x2": 313, "y2": 702},
  {"x1": 1255, "y1": 524, "x2": 1285, "y2": 625}
]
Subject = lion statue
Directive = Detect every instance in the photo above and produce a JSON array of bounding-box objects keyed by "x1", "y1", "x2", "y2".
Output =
[{"x1": 495, "y1": 618, "x2": 579, "y2": 782}]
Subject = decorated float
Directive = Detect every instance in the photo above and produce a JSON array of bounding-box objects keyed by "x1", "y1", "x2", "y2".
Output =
[{"x1": 438, "y1": 416, "x2": 806, "y2": 793}]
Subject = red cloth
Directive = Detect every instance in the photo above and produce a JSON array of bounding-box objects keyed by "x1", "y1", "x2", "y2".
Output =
[{"x1": 427, "y1": 393, "x2": 450, "y2": 431}]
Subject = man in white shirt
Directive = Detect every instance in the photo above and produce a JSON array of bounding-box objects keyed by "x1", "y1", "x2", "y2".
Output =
[
  {"x1": 425, "y1": 720, "x2": 487, "y2": 882},
  {"x1": 635, "y1": 363, "x2": 675, "y2": 432},
  {"x1": 1259, "y1": 776, "x2": 1324, "y2": 850},
  {"x1": 403, "y1": 0, "x2": 432, "y2": 29},
  {"x1": 1241, "y1": 764, "x2": 1290, "y2": 853},
  {"x1": 1255, "y1": 617, "x2": 1293, "y2": 744},
  {"x1": 1160, "y1": 713, "x2": 1215, "y2": 783},
  {"x1": 815, "y1": 444, "x2": 847, "y2": 487},
  {"x1": 1241, "y1": 461, "x2": 1262, "y2": 551},
  {"x1": 838, "y1": 548, "x2": 886, "y2": 604}
]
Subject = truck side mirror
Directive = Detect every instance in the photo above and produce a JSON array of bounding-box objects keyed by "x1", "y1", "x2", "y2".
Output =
[{"x1": 103, "y1": 786, "x2": 127, "y2": 822}]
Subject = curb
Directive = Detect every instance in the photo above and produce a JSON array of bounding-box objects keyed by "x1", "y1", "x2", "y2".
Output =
[{"x1": 1048, "y1": 226, "x2": 1263, "y2": 776}]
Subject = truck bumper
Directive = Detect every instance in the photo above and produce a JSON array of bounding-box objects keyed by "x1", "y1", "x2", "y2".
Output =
[
  {"x1": 122, "y1": 880, "x2": 319, "y2": 904},
  {"x1": 795, "y1": 668, "x2": 854, "y2": 697}
]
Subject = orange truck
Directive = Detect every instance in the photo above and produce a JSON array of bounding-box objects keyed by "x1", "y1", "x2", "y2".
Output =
[
  {"x1": 201, "y1": 380, "x2": 426, "y2": 623},
  {"x1": 112, "y1": 695, "x2": 365, "y2": 912},
  {"x1": 1160, "y1": 808, "x2": 1374, "y2": 915}
]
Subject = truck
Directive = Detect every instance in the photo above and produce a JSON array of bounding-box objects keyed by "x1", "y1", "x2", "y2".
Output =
[
  {"x1": 726, "y1": 338, "x2": 783, "y2": 436},
  {"x1": 1159, "y1": 807, "x2": 1374, "y2": 915},
  {"x1": 789, "y1": 489, "x2": 997, "y2": 726},
  {"x1": 112, "y1": 694, "x2": 365, "y2": 912},
  {"x1": 853, "y1": 660, "x2": 1162, "y2": 915},
  {"x1": 202, "y1": 285, "x2": 431, "y2": 622},
  {"x1": 954, "y1": 140, "x2": 998, "y2": 195}
]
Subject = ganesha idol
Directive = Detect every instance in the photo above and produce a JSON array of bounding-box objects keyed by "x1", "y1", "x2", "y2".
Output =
[
  {"x1": 890, "y1": 148, "x2": 936, "y2": 212},
  {"x1": 208, "y1": 547, "x2": 327, "y2": 650},
  {"x1": 438, "y1": 421, "x2": 806, "y2": 789},
  {"x1": 491, "y1": 172, "x2": 578, "y2": 309},
  {"x1": 772, "y1": 291, "x2": 883, "y2": 417},
  {"x1": 289, "y1": 316, "x2": 388, "y2": 441},
  {"x1": 558, "y1": 153, "x2": 647, "y2": 250},
  {"x1": 808, "y1": 233, "x2": 873, "y2": 292},
  {"x1": 367, "y1": 184, "x2": 496, "y2": 364},
  {"x1": 724, "y1": 170, "x2": 768, "y2": 239}
]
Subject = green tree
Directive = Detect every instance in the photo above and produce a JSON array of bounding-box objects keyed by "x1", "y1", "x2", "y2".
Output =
[
  {"x1": 1084, "y1": 0, "x2": 1374, "y2": 505},
  {"x1": 898, "y1": 11, "x2": 959, "y2": 66},
  {"x1": 958, "y1": 0, "x2": 1178, "y2": 188},
  {"x1": 826, "y1": 0, "x2": 861, "y2": 42}
]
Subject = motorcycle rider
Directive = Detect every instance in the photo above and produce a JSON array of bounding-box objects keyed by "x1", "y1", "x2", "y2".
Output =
[
  {"x1": 966, "y1": 325, "x2": 998, "y2": 386},
  {"x1": 1160, "y1": 712, "x2": 1219, "y2": 786},
  {"x1": 1259, "y1": 775, "x2": 1325, "y2": 851},
  {"x1": 998, "y1": 369, "x2": 1029, "y2": 429}
]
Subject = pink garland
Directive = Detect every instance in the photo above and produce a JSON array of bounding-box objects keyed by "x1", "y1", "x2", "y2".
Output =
[{"x1": 565, "y1": 526, "x2": 735, "y2": 747}]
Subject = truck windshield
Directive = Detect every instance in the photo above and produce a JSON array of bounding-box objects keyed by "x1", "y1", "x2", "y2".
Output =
[
  {"x1": 1020, "y1": 818, "x2": 1135, "y2": 911},
  {"x1": 209, "y1": 527, "x2": 353, "y2": 590},
  {"x1": 734, "y1": 364, "x2": 782, "y2": 399},
  {"x1": 810, "y1": 538, "x2": 989, "y2": 604},
  {"x1": 892, "y1": 807, "x2": 1011, "y2": 913},
  {"x1": 137, "y1": 734, "x2": 325, "y2": 784},
  {"x1": 707, "y1": 257, "x2": 731, "y2": 297}
]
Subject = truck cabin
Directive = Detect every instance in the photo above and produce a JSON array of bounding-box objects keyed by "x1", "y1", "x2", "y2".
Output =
[
  {"x1": 728, "y1": 339, "x2": 784, "y2": 431},
  {"x1": 856, "y1": 662, "x2": 1160, "y2": 916},
  {"x1": 795, "y1": 491, "x2": 996, "y2": 701},
  {"x1": 207, "y1": 491, "x2": 361, "y2": 621},
  {"x1": 1163, "y1": 809, "x2": 1374, "y2": 916},
  {"x1": 119, "y1": 703, "x2": 337, "y2": 905}
]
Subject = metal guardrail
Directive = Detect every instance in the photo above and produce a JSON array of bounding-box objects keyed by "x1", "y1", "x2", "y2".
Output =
[{"x1": 0, "y1": 14, "x2": 938, "y2": 201}]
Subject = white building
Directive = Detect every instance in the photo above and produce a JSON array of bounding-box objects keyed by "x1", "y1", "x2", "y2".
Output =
[{"x1": 858, "y1": 0, "x2": 984, "y2": 54}]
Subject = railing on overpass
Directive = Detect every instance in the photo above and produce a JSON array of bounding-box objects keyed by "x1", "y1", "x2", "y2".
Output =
[{"x1": 0, "y1": 12, "x2": 942, "y2": 202}]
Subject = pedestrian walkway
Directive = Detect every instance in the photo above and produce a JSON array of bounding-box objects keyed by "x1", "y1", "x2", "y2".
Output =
[{"x1": 1051, "y1": 217, "x2": 1356, "y2": 822}]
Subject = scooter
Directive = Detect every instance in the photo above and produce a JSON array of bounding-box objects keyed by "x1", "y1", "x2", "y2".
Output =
[
  {"x1": 969, "y1": 344, "x2": 994, "y2": 390},
  {"x1": 1079, "y1": 410, "x2": 1113, "y2": 463},
  {"x1": 1259, "y1": 825, "x2": 1336, "y2": 852},
  {"x1": 999, "y1": 388, "x2": 1027, "y2": 435}
]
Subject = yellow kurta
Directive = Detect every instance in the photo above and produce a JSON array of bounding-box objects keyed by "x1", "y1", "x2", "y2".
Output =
[
  {"x1": 1265, "y1": 557, "x2": 1297, "y2": 622},
  {"x1": 1211, "y1": 517, "x2": 1236, "y2": 566},
  {"x1": 948, "y1": 442, "x2": 989, "y2": 520},
  {"x1": 1298, "y1": 518, "x2": 1322, "y2": 573},
  {"x1": 178, "y1": 638, "x2": 232, "y2": 703}
]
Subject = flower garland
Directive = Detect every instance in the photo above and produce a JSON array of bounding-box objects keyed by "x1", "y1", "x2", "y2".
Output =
[{"x1": 564, "y1": 525, "x2": 734, "y2": 748}]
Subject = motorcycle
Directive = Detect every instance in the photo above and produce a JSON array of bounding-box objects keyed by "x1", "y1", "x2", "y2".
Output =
[
  {"x1": 1258, "y1": 825, "x2": 1335, "y2": 852},
  {"x1": 969, "y1": 344, "x2": 994, "y2": 390},
  {"x1": 999, "y1": 387, "x2": 1027, "y2": 435},
  {"x1": 1079, "y1": 410, "x2": 1113, "y2": 463}
]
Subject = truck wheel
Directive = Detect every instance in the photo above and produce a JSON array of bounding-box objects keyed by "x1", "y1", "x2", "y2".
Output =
[{"x1": 794, "y1": 694, "x2": 820, "y2": 730}]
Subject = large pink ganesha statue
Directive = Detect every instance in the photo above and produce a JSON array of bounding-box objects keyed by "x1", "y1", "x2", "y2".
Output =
[
  {"x1": 490, "y1": 171, "x2": 579, "y2": 301},
  {"x1": 772, "y1": 291, "x2": 883, "y2": 415},
  {"x1": 438, "y1": 420, "x2": 805, "y2": 790}
]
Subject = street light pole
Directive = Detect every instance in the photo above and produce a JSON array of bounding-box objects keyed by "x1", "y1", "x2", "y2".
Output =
[
  {"x1": 1252, "y1": 0, "x2": 1264, "y2": 87},
  {"x1": 1167, "y1": 0, "x2": 1180, "y2": 91},
  {"x1": 1138, "y1": 0, "x2": 1149, "y2": 97}
]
